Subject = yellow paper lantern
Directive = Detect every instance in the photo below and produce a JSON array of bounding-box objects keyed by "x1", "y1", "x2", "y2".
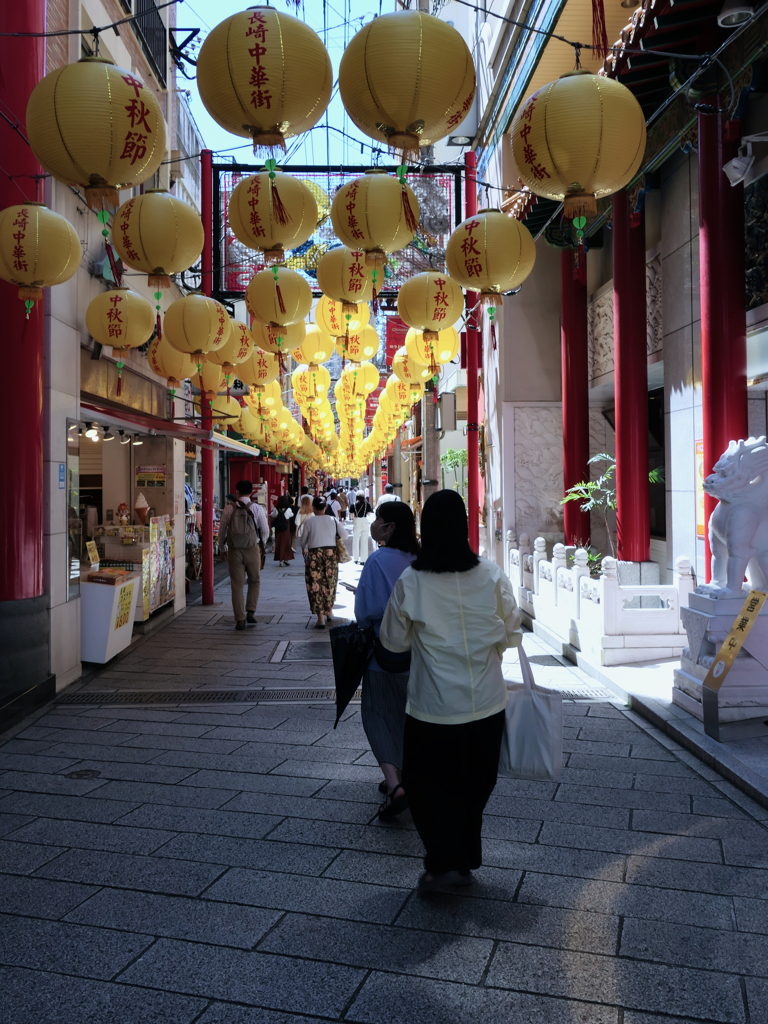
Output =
[
  {"x1": 330, "y1": 171, "x2": 419, "y2": 267},
  {"x1": 252, "y1": 319, "x2": 306, "y2": 356},
  {"x1": 246, "y1": 267, "x2": 312, "y2": 326},
  {"x1": 386, "y1": 374, "x2": 424, "y2": 407},
  {"x1": 0, "y1": 203, "x2": 81, "y2": 307},
  {"x1": 208, "y1": 395, "x2": 242, "y2": 427},
  {"x1": 292, "y1": 363, "x2": 331, "y2": 403},
  {"x1": 339, "y1": 11, "x2": 475, "y2": 159},
  {"x1": 163, "y1": 294, "x2": 232, "y2": 360},
  {"x1": 192, "y1": 361, "x2": 230, "y2": 400},
  {"x1": 147, "y1": 337, "x2": 196, "y2": 390},
  {"x1": 290, "y1": 324, "x2": 334, "y2": 365},
  {"x1": 511, "y1": 71, "x2": 646, "y2": 219},
  {"x1": 86, "y1": 287, "x2": 154, "y2": 352},
  {"x1": 316, "y1": 246, "x2": 373, "y2": 307},
  {"x1": 335, "y1": 324, "x2": 379, "y2": 362},
  {"x1": 446, "y1": 209, "x2": 535, "y2": 303},
  {"x1": 111, "y1": 190, "x2": 204, "y2": 288},
  {"x1": 397, "y1": 271, "x2": 464, "y2": 340},
  {"x1": 315, "y1": 295, "x2": 370, "y2": 338},
  {"x1": 239, "y1": 347, "x2": 280, "y2": 388},
  {"x1": 340, "y1": 360, "x2": 380, "y2": 398},
  {"x1": 245, "y1": 378, "x2": 281, "y2": 414},
  {"x1": 207, "y1": 319, "x2": 254, "y2": 375},
  {"x1": 236, "y1": 404, "x2": 259, "y2": 437},
  {"x1": 26, "y1": 58, "x2": 165, "y2": 209},
  {"x1": 228, "y1": 171, "x2": 318, "y2": 262},
  {"x1": 392, "y1": 346, "x2": 431, "y2": 383},
  {"x1": 405, "y1": 326, "x2": 460, "y2": 373},
  {"x1": 196, "y1": 7, "x2": 332, "y2": 154}
]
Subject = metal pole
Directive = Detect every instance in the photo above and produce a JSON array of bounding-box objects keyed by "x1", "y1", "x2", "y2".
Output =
[
  {"x1": 200, "y1": 149, "x2": 215, "y2": 605},
  {"x1": 465, "y1": 151, "x2": 480, "y2": 551},
  {"x1": 391, "y1": 428, "x2": 402, "y2": 497},
  {"x1": 560, "y1": 249, "x2": 590, "y2": 545}
]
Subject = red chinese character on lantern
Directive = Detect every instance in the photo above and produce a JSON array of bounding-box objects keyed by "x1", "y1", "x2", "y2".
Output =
[
  {"x1": 521, "y1": 97, "x2": 536, "y2": 122},
  {"x1": 120, "y1": 132, "x2": 148, "y2": 165},
  {"x1": 463, "y1": 257, "x2": 483, "y2": 278},
  {"x1": 529, "y1": 162, "x2": 550, "y2": 182},
  {"x1": 461, "y1": 235, "x2": 480, "y2": 257},
  {"x1": 12, "y1": 244, "x2": 25, "y2": 259},
  {"x1": 125, "y1": 98, "x2": 152, "y2": 133},
  {"x1": 13, "y1": 258, "x2": 28, "y2": 271},
  {"x1": 251, "y1": 87, "x2": 272, "y2": 111},
  {"x1": 121, "y1": 74, "x2": 144, "y2": 97}
]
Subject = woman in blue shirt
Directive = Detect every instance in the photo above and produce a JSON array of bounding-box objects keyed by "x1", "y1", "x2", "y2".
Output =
[{"x1": 355, "y1": 501, "x2": 419, "y2": 821}]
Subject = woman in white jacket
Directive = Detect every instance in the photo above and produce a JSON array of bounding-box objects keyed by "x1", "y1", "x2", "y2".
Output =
[{"x1": 380, "y1": 489, "x2": 522, "y2": 893}]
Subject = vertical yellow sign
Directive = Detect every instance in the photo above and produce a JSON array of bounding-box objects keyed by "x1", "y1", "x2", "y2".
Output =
[
  {"x1": 114, "y1": 582, "x2": 135, "y2": 631},
  {"x1": 695, "y1": 440, "x2": 705, "y2": 539}
]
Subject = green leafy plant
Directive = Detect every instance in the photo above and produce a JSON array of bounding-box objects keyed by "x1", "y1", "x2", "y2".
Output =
[
  {"x1": 441, "y1": 447, "x2": 468, "y2": 494},
  {"x1": 569, "y1": 541, "x2": 605, "y2": 579}
]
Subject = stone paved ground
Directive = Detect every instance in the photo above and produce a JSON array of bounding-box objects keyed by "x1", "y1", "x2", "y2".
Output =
[{"x1": 1, "y1": 546, "x2": 768, "y2": 1023}]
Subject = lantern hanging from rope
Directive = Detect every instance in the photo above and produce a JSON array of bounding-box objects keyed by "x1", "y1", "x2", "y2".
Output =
[
  {"x1": 292, "y1": 363, "x2": 331, "y2": 404},
  {"x1": 386, "y1": 374, "x2": 424, "y2": 408},
  {"x1": 446, "y1": 209, "x2": 535, "y2": 304},
  {"x1": 206, "y1": 319, "x2": 254, "y2": 396},
  {"x1": 163, "y1": 294, "x2": 232, "y2": 372},
  {"x1": 330, "y1": 169, "x2": 419, "y2": 268},
  {"x1": 196, "y1": 6, "x2": 332, "y2": 154},
  {"x1": 335, "y1": 324, "x2": 379, "y2": 363},
  {"x1": 192, "y1": 361, "x2": 229, "y2": 401},
  {"x1": 239, "y1": 347, "x2": 280, "y2": 389},
  {"x1": 397, "y1": 271, "x2": 464, "y2": 346},
  {"x1": 510, "y1": 71, "x2": 646, "y2": 219},
  {"x1": 392, "y1": 346, "x2": 431, "y2": 383},
  {"x1": 315, "y1": 295, "x2": 370, "y2": 339},
  {"x1": 228, "y1": 164, "x2": 318, "y2": 262},
  {"x1": 405, "y1": 326, "x2": 461, "y2": 375},
  {"x1": 340, "y1": 360, "x2": 380, "y2": 398},
  {"x1": 246, "y1": 266, "x2": 312, "y2": 327},
  {"x1": 339, "y1": 10, "x2": 475, "y2": 160},
  {"x1": 85, "y1": 287, "x2": 154, "y2": 396},
  {"x1": 147, "y1": 337, "x2": 196, "y2": 395},
  {"x1": 111, "y1": 189, "x2": 204, "y2": 338},
  {"x1": 245, "y1": 378, "x2": 281, "y2": 418},
  {"x1": 290, "y1": 324, "x2": 334, "y2": 365},
  {"x1": 0, "y1": 203, "x2": 81, "y2": 317},
  {"x1": 252, "y1": 319, "x2": 306, "y2": 358},
  {"x1": 316, "y1": 246, "x2": 373, "y2": 309},
  {"x1": 26, "y1": 58, "x2": 165, "y2": 210}
]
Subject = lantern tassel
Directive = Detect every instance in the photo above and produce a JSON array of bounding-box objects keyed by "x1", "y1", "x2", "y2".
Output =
[
  {"x1": 491, "y1": 322, "x2": 497, "y2": 350},
  {"x1": 156, "y1": 312, "x2": 163, "y2": 340},
  {"x1": 592, "y1": 0, "x2": 609, "y2": 60},
  {"x1": 270, "y1": 179, "x2": 290, "y2": 226},
  {"x1": 105, "y1": 241, "x2": 122, "y2": 286},
  {"x1": 401, "y1": 185, "x2": 419, "y2": 234},
  {"x1": 116, "y1": 361, "x2": 124, "y2": 397},
  {"x1": 372, "y1": 285, "x2": 379, "y2": 315},
  {"x1": 275, "y1": 282, "x2": 286, "y2": 315}
]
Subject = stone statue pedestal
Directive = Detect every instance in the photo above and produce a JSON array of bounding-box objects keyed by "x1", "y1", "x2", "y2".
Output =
[{"x1": 673, "y1": 589, "x2": 768, "y2": 725}]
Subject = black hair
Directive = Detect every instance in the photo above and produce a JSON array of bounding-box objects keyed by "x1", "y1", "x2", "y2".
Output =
[
  {"x1": 300, "y1": 486, "x2": 309, "y2": 494},
  {"x1": 235, "y1": 480, "x2": 253, "y2": 497},
  {"x1": 376, "y1": 501, "x2": 420, "y2": 556},
  {"x1": 384, "y1": 482, "x2": 394, "y2": 493},
  {"x1": 226, "y1": 493, "x2": 236, "y2": 503},
  {"x1": 330, "y1": 490, "x2": 338, "y2": 499},
  {"x1": 312, "y1": 496, "x2": 326, "y2": 513},
  {"x1": 412, "y1": 489, "x2": 480, "y2": 573},
  {"x1": 277, "y1": 494, "x2": 292, "y2": 511}
]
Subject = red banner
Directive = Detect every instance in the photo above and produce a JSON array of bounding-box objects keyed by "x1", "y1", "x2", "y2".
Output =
[{"x1": 385, "y1": 315, "x2": 409, "y2": 367}]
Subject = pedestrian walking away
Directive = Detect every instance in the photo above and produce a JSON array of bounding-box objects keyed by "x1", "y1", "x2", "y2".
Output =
[
  {"x1": 218, "y1": 479, "x2": 270, "y2": 630},
  {"x1": 380, "y1": 488, "x2": 522, "y2": 892},
  {"x1": 346, "y1": 484, "x2": 357, "y2": 511},
  {"x1": 293, "y1": 494, "x2": 313, "y2": 551},
  {"x1": 355, "y1": 502, "x2": 420, "y2": 821},
  {"x1": 352, "y1": 490, "x2": 373, "y2": 563},
  {"x1": 375, "y1": 482, "x2": 398, "y2": 509},
  {"x1": 300, "y1": 496, "x2": 347, "y2": 628},
  {"x1": 271, "y1": 494, "x2": 295, "y2": 566}
]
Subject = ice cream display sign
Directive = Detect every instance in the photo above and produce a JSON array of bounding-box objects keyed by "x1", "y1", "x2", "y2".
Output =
[{"x1": 135, "y1": 465, "x2": 166, "y2": 487}]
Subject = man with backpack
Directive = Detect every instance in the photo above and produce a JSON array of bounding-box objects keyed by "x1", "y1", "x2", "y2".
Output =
[{"x1": 218, "y1": 480, "x2": 270, "y2": 630}]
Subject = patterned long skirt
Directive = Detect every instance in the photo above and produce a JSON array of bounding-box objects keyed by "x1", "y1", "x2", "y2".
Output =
[{"x1": 304, "y1": 546, "x2": 338, "y2": 614}]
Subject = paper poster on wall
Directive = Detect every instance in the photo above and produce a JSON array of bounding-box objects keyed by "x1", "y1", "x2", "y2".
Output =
[
  {"x1": 86, "y1": 541, "x2": 99, "y2": 565},
  {"x1": 696, "y1": 439, "x2": 706, "y2": 539},
  {"x1": 114, "y1": 582, "x2": 135, "y2": 631},
  {"x1": 135, "y1": 465, "x2": 166, "y2": 487}
]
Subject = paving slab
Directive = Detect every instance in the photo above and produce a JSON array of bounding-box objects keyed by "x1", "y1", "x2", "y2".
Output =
[{"x1": 34, "y1": 848, "x2": 225, "y2": 895}]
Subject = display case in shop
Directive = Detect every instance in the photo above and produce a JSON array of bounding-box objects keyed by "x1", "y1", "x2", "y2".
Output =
[{"x1": 92, "y1": 515, "x2": 176, "y2": 621}]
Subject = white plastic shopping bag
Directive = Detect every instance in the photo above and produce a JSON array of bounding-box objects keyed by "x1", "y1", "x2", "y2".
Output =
[{"x1": 498, "y1": 647, "x2": 563, "y2": 781}]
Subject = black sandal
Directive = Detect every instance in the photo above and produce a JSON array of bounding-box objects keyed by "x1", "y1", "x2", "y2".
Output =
[
  {"x1": 378, "y1": 783, "x2": 408, "y2": 821},
  {"x1": 378, "y1": 780, "x2": 388, "y2": 795}
]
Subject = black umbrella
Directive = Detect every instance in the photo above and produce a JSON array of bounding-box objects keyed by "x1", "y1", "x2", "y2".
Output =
[{"x1": 329, "y1": 621, "x2": 375, "y2": 727}]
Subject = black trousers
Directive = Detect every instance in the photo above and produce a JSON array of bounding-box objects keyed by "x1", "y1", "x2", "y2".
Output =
[{"x1": 402, "y1": 710, "x2": 505, "y2": 876}]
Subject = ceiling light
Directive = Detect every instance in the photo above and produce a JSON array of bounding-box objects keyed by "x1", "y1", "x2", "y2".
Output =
[
  {"x1": 132, "y1": 434, "x2": 143, "y2": 446},
  {"x1": 68, "y1": 423, "x2": 78, "y2": 431},
  {"x1": 85, "y1": 421, "x2": 99, "y2": 440},
  {"x1": 447, "y1": 135, "x2": 473, "y2": 146},
  {"x1": 718, "y1": 0, "x2": 753, "y2": 26},
  {"x1": 118, "y1": 430, "x2": 130, "y2": 445},
  {"x1": 103, "y1": 426, "x2": 114, "y2": 441},
  {"x1": 723, "y1": 142, "x2": 754, "y2": 185}
]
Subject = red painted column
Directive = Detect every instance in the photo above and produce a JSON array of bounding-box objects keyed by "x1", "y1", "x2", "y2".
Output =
[
  {"x1": 699, "y1": 106, "x2": 748, "y2": 580},
  {"x1": 612, "y1": 191, "x2": 649, "y2": 562},
  {"x1": 561, "y1": 249, "x2": 590, "y2": 545},
  {"x1": 465, "y1": 151, "x2": 480, "y2": 552},
  {"x1": 200, "y1": 149, "x2": 215, "y2": 604},
  {"x1": 0, "y1": 3, "x2": 45, "y2": 602}
]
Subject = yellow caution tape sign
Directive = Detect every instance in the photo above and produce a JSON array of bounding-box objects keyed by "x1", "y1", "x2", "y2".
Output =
[{"x1": 703, "y1": 589, "x2": 768, "y2": 693}]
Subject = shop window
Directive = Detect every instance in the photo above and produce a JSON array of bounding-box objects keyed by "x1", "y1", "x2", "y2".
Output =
[{"x1": 66, "y1": 420, "x2": 81, "y2": 599}]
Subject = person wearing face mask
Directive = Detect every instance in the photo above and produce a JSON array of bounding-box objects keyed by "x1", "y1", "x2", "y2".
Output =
[{"x1": 354, "y1": 501, "x2": 420, "y2": 821}]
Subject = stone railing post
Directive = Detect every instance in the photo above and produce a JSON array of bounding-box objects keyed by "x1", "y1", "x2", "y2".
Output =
[
  {"x1": 601, "y1": 556, "x2": 620, "y2": 634},
  {"x1": 674, "y1": 556, "x2": 695, "y2": 630},
  {"x1": 533, "y1": 536, "x2": 547, "y2": 595},
  {"x1": 505, "y1": 529, "x2": 517, "y2": 583},
  {"x1": 572, "y1": 547, "x2": 591, "y2": 619}
]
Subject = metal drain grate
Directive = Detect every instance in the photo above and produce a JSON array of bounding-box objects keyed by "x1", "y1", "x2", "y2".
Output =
[
  {"x1": 551, "y1": 686, "x2": 615, "y2": 700},
  {"x1": 56, "y1": 688, "x2": 357, "y2": 705},
  {"x1": 285, "y1": 641, "x2": 333, "y2": 661}
]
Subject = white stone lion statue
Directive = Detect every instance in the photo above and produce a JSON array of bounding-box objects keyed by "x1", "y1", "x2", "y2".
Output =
[{"x1": 698, "y1": 436, "x2": 768, "y2": 598}]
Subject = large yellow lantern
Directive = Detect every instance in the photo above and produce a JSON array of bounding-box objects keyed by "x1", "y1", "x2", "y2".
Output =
[
  {"x1": 26, "y1": 58, "x2": 165, "y2": 209},
  {"x1": 393, "y1": 346, "x2": 431, "y2": 383},
  {"x1": 245, "y1": 378, "x2": 281, "y2": 415},
  {"x1": 0, "y1": 203, "x2": 81, "y2": 311},
  {"x1": 330, "y1": 170, "x2": 419, "y2": 267},
  {"x1": 192, "y1": 361, "x2": 229, "y2": 400},
  {"x1": 202, "y1": 395, "x2": 242, "y2": 429},
  {"x1": 397, "y1": 271, "x2": 464, "y2": 340},
  {"x1": 196, "y1": 7, "x2": 332, "y2": 154},
  {"x1": 292, "y1": 363, "x2": 331, "y2": 404},
  {"x1": 207, "y1": 319, "x2": 254, "y2": 377},
  {"x1": 315, "y1": 295, "x2": 370, "y2": 338},
  {"x1": 446, "y1": 209, "x2": 535, "y2": 303},
  {"x1": 335, "y1": 324, "x2": 379, "y2": 362},
  {"x1": 246, "y1": 267, "x2": 312, "y2": 326},
  {"x1": 147, "y1": 337, "x2": 196, "y2": 391},
  {"x1": 252, "y1": 319, "x2": 306, "y2": 356},
  {"x1": 316, "y1": 246, "x2": 373, "y2": 307},
  {"x1": 405, "y1": 326, "x2": 460, "y2": 374},
  {"x1": 164, "y1": 294, "x2": 232, "y2": 359},
  {"x1": 510, "y1": 71, "x2": 646, "y2": 218},
  {"x1": 339, "y1": 11, "x2": 475, "y2": 159},
  {"x1": 228, "y1": 170, "x2": 318, "y2": 262},
  {"x1": 387, "y1": 374, "x2": 424, "y2": 407},
  {"x1": 239, "y1": 347, "x2": 280, "y2": 388},
  {"x1": 340, "y1": 360, "x2": 380, "y2": 398},
  {"x1": 86, "y1": 287, "x2": 154, "y2": 396},
  {"x1": 290, "y1": 324, "x2": 334, "y2": 365},
  {"x1": 112, "y1": 190, "x2": 204, "y2": 287}
]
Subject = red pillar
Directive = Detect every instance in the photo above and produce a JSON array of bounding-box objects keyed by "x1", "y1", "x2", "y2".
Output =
[
  {"x1": 0, "y1": 3, "x2": 45, "y2": 604},
  {"x1": 200, "y1": 149, "x2": 214, "y2": 604},
  {"x1": 561, "y1": 250, "x2": 590, "y2": 545},
  {"x1": 699, "y1": 106, "x2": 748, "y2": 580},
  {"x1": 465, "y1": 151, "x2": 480, "y2": 552},
  {"x1": 612, "y1": 192, "x2": 649, "y2": 562}
]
